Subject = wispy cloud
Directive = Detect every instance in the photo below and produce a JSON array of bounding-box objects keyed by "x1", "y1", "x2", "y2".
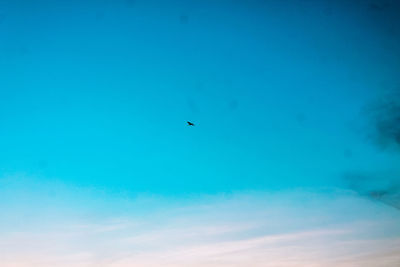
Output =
[{"x1": 1, "y1": 186, "x2": 400, "y2": 266}]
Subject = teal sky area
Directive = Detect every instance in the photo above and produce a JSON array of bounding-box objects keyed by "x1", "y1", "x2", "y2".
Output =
[
  {"x1": 1, "y1": 0, "x2": 399, "y2": 195},
  {"x1": 1, "y1": 1, "x2": 400, "y2": 266}
]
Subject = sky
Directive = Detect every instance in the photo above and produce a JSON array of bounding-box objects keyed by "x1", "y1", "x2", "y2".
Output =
[{"x1": 1, "y1": 0, "x2": 400, "y2": 266}]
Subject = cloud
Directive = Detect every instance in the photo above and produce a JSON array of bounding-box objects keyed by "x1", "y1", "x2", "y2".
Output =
[
  {"x1": 344, "y1": 171, "x2": 400, "y2": 210},
  {"x1": 1, "y1": 187, "x2": 400, "y2": 266},
  {"x1": 345, "y1": 87, "x2": 400, "y2": 210},
  {"x1": 368, "y1": 88, "x2": 400, "y2": 149}
]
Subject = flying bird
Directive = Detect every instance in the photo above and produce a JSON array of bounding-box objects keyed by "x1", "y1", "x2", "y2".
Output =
[{"x1": 187, "y1": 121, "x2": 195, "y2": 126}]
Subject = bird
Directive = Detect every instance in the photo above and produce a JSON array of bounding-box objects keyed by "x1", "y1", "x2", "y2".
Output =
[{"x1": 187, "y1": 121, "x2": 195, "y2": 126}]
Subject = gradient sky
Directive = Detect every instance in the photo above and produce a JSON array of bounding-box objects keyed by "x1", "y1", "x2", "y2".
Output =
[{"x1": 1, "y1": 0, "x2": 400, "y2": 266}]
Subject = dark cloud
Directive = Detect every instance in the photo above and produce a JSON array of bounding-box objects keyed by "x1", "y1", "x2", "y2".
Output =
[
  {"x1": 95, "y1": 11, "x2": 105, "y2": 21},
  {"x1": 344, "y1": 172, "x2": 400, "y2": 210},
  {"x1": 125, "y1": 0, "x2": 136, "y2": 8},
  {"x1": 179, "y1": 15, "x2": 189, "y2": 25},
  {"x1": 365, "y1": 87, "x2": 400, "y2": 150},
  {"x1": 295, "y1": 113, "x2": 306, "y2": 124},
  {"x1": 187, "y1": 97, "x2": 199, "y2": 113},
  {"x1": 368, "y1": 2, "x2": 391, "y2": 11},
  {"x1": 19, "y1": 46, "x2": 30, "y2": 56},
  {"x1": 343, "y1": 148, "x2": 353, "y2": 158},
  {"x1": 38, "y1": 160, "x2": 48, "y2": 170},
  {"x1": 323, "y1": 7, "x2": 332, "y2": 16},
  {"x1": 228, "y1": 99, "x2": 238, "y2": 111},
  {"x1": 343, "y1": 87, "x2": 400, "y2": 210}
]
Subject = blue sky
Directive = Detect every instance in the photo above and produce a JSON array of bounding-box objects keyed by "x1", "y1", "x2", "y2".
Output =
[{"x1": 1, "y1": 0, "x2": 400, "y2": 266}]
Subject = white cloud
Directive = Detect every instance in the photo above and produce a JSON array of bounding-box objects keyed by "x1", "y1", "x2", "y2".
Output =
[{"x1": 1, "y1": 188, "x2": 400, "y2": 266}]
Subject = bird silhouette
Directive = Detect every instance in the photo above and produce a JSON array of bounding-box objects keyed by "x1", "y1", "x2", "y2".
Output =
[{"x1": 187, "y1": 121, "x2": 195, "y2": 126}]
